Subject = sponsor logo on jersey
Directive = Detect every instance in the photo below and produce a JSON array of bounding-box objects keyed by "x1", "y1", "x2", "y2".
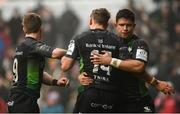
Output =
[
  {"x1": 94, "y1": 75, "x2": 109, "y2": 82},
  {"x1": 144, "y1": 106, "x2": 152, "y2": 112},
  {"x1": 86, "y1": 43, "x2": 116, "y2": 49},
  {"x1": 128, "y1": 47, "x2": 132, "y2": 52},
  {"x1": 136, "y1": 49, "x2": 147, "y2": 61},
  {"x1": 91, "y1": 102, "x2": 113, "y2": 110},
  {"x1": 98, "y1": 39, "x2": 103, "y2": 43},
  {"x1": 15, "y1": 51, "x2": 23, "y2": 55},
  {"x1": 7, "y1": 101, "x2": 14, "y2": 106},
  {"x1": 67, "y1": 40, "x2": 75, "y2": 55}
]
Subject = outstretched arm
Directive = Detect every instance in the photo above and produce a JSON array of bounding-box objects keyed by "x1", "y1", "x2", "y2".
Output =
[
  {"x1": 136, "y1": 71, "x2": 175, "y2": 95},
  {"x1": 33, "y1": 42, "x2": 66, "y2": 59}
]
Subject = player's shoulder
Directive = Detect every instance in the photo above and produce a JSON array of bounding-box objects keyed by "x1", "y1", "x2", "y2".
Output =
[
  {"x1": 104, "y1": 31, "x2": 119, "y2": 41},
  {"x1": 73, "y1": 30, "x2": 92, "y2": 40},
  {"x1": 22, "y1": 37, "x2": 44, "y2": 49},
  {"x1": 73, "y1": 30, "x2": 119, "y2": 42},
  {"x1": 23, "y1": 37, "x2": 37, "y2": 45},
  {"x1": 132, "y1": 34, "x2": 148, "y2": 45}
]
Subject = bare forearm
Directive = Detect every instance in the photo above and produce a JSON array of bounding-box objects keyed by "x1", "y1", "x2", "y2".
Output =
[
  {"x1": 61, "y1": 56, "x2": 75, "y2": 72},
  {"x1": 91, "y1": 52, "x2": 145, "y2": 73},
  {"x1": 110, "y1": 59, "x2": 145, "y2": 73},
  {"x1": 43, "y1": 72, "x2": 53, "y2": 85}
]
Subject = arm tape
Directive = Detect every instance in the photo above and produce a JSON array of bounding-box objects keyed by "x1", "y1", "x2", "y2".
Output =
[
  {"x1": 110, "y1": 58, "x2": 122, "y2": 68},
  {"x1": 150, "y1": 77, "x2": 159, "y2": 86}
]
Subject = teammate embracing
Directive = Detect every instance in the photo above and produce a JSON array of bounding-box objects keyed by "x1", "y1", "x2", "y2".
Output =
[
  {"x1": 80, "y1": 9, "x2": 174, "y2": 113},
  {"x1": 61, "y1": 8, "x2": 123, "y2": 112}
]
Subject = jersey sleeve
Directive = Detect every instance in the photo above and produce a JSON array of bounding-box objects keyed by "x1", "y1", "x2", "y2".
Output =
[
  {"x1": 65, "y1": 39, "x2": 79, "y2": 59},
  {"x1": 32, "y1": 42, "x2": 55, "y2": 57},
  {"x1": 131, "y1": 39, "x2": 149, "y2": 63}
]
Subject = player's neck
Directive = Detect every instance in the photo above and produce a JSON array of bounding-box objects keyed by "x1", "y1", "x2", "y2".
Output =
[
  {"x1": 25, "y1": 33, "x2": 40, "y2": 40},
  {"x1": 90, "y1": 24, "x2": 105, "y2": 30}
]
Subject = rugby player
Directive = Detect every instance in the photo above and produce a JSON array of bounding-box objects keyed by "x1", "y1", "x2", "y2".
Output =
[
  {"x1": 7, "y1": 13, "x2": 69, "y2": 113},
  {"x1": 80, "y1": 9, "x2": 174, "y2": 112},
  {"x1": 61, "y1": 8, "x2": 122, "y2": 112}
]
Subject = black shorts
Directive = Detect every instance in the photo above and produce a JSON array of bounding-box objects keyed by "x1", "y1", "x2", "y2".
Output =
[
  {"x1": 7, "y1": 92, "x2": 39, "y2": 113},
  {"x1": 121, "y1": 95, "x2": 155, "y2": 113},
  {"x1": 73, "y1": 87, "x2": 120, "y2": 113}
]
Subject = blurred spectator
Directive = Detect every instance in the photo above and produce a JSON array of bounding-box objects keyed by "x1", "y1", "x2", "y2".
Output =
[
  {"x1": 170, "y1": 64, "x2": 180, "y2": 92},
  {"x1": 0, "y1": 97, "x2": 7, "y2": 113},
  {"x1": 174, "y1": 21, "x2": 180, "y2": 47},
  {"x1": 8, "y1": 8, "x2": 22, "y2": 48},
  {"x1": 155, "y1": 92, "x2": 177, "y2": 113},
  {"x1": 0, "y1": 10, "x2": 5, "y2": 30},
  {"x1": 0, "y1": 11, "x2": 11, "y2": 113},
  {"x1": 57, "y1": 2, "x2": 80, "y2": 48},
  {"x1": 172, "y1": 0, "x2": 180, "y2": 19},
  {"x1": 150, "y1": 0, "x2": 176, "y2": 46},
  {"x1": 0, "y1": 75, "x2": 8, "y2": 113},
  {"x1": 157, "y1": 51, "x2": 174, "y2": 81},
  {"x1": 39, "y1": 6, "x2": 58, "y2": 46},
  {"x1": 41, "y1": 89, "x2": 64, "y2": 113},
  {"x1": 0, "y1": 22, "x2": 11, "y2": 81},
  {"x1": 170, "y1": 63, "x2": 180, "y2": 112}
]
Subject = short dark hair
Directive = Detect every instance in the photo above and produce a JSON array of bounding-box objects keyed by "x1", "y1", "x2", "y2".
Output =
[
  {"x1": 116, "y1": 9, "x2": 135, "y2": 23},
  {"x1": 90, "y1": 8, "x2": 110, "y2": 27},
  {"x1": 22, "y1": 13, "x2": 42, "y2": 33}
]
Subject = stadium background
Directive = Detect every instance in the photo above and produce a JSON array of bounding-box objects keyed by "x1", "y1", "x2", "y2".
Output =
[{"x1": 0, "y1": 0, "x2": 179, "y2": 113}]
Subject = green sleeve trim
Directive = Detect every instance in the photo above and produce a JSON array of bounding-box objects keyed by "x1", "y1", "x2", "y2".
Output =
[{"x1": 79, "y1": 57, "x2": 84, "y2": 73}]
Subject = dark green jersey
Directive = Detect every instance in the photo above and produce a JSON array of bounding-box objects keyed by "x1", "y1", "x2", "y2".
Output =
[
  {"x1": 65, "y1": 29, "x2": 120, "y2": 91},
  {"x1": 11, "y1": 37, "x2": 54, "y2": 99},
  {"x1": 113, "y1": 34, "x2": 150, "y2": 101}
]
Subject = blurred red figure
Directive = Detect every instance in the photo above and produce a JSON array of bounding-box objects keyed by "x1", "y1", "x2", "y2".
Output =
[
  {"x1": 159, "y1": 96, "x2": 177, "y2": 113},
  {"x1": 0, "y1": 97, "x2": 7, "y2": 113},
  {"x1": 155, "y1": 93, "x2": 177, "y2": 113}
]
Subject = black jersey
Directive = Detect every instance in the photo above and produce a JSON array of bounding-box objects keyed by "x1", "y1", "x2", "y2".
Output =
[
  {"x1": 65, "y1": 29, "x2": 120, "y2": 91},
  {"x1": 11, "y1": 37, "x2": 54, "y2": 99},
  {"x1": 114, "y1": 34, "x2": 149, "y2": 101}
]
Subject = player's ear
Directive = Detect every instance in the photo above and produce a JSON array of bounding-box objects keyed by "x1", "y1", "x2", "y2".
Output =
[
  {"x1": 114, "y1": 23, "x2": 118, "y2": 28},
  {"x1": 113, "y1": 21, "x2": 117, "y2": 28},
  {"x1": 89, "y1": 18, "x2": 92, "y2": 26},
  {"x1": 23, "y1": 26, "x2": 27, "y2": 33}
]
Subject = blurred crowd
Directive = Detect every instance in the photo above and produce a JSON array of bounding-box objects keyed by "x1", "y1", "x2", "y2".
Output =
[{"x1": 0, "y1": 0, "x2": 179, "y2": 113}]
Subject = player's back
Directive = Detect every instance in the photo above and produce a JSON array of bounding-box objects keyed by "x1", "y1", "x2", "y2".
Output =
[
  {"x1": 11, "y1": 37, "x2": 45, "y2": 99},
  {"x1": 74, "y1": 29, "x2": 120, "y2": 90}
]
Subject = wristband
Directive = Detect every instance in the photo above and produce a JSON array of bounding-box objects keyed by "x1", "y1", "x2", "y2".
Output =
[
  {"x1": 150, "y1": 77, "x2": 155, "y2": 84},
  {"x1": 110, "y1": 58, "x2": 122, "y2": 68},
  {"x1": 52, "y1": 79, "x2": 58, "y2": 86},
  {"x1": 150, "y1": 77, "x2": 159, "y2": 86}
]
